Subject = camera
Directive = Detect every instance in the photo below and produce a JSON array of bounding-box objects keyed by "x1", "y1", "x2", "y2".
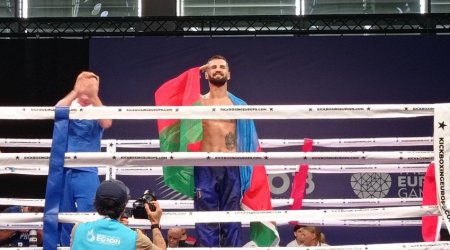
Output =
[{"x1": 132, "y1": 190, "x2": 157, "y2": 219}]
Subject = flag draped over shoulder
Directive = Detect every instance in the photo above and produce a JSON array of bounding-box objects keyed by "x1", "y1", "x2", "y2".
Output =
[
  {"x1": 154, "y1": 67, "x2": 279, "y2": 246},
  {"x1": 154, "y1": 67, "x2": 202, "y2": 197}
]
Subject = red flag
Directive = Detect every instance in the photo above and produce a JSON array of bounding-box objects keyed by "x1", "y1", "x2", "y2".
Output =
[
  {"x1": 422, "y1": 162, "x2": 440, "y2": 241},
  {"x1": 290, "y1": 165, "x2": 309, "y2": 210},
  {"x1": 290, "y1": 139, "x2": 312, "y2": 211}
]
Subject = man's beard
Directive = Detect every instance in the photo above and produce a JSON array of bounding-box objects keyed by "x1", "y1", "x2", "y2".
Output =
[
  {"x1": 209, "y1": 73, "x2": 227, "y2": 87},
  {"x1": 210, "y1": 77, "x2": 227, "y2": 87}
]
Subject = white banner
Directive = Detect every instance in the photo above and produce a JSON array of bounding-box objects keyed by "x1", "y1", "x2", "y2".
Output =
[{"x1": 434, "y1": 103, "x2": 450, "y2": 231}]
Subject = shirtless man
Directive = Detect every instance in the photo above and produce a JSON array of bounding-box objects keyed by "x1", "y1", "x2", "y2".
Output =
[
  {"x1": 194, "y1": 55, "x2": 242, "y2": 247},
  {"x1": 200, "y1": 55, "x2": 236, "y2": 152}
]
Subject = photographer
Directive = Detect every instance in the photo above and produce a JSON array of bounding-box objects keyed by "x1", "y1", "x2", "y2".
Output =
[{"x1": 70, "y1": 180, "x2": 166, "y2": 250}]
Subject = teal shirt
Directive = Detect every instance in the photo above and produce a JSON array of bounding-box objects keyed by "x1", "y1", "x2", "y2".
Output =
[{"x1": 71, "y1": 218, "x2": 137, "y2": 250}]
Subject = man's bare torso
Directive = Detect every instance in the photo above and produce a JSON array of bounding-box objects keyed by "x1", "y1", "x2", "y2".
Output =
[{"x1": 200, "y1": 94, "x2": 236, "y2": 152}]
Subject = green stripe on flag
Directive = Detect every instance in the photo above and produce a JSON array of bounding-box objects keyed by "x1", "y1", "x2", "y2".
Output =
[
  {"x1": 159, "y1": 110, "x2": 202, "y2": 197},
  {"x1": 250, "y1": 221, "x2": 278, "y2": 246},
  {"x1": 159, "y1": 121, "x2": 180, "y2": 151}
]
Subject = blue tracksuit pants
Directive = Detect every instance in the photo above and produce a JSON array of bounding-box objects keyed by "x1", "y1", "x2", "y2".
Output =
[{"x1": 194, "y1": 166, "x2": 242, "y2": 247}]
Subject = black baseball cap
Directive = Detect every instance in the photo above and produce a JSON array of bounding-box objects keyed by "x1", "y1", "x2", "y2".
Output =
[{"x1": 95, "y1": 179, "x2": 130, "y2": 206}]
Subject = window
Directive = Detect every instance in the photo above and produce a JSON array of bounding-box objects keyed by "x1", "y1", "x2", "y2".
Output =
[
  {"x1": 431, "y1": 0, "x2": 450, "y2": 13},
  {"x1": 180, "y1": 0, "x2": 426, "y2": 16},
  {"x1": 26, "y1": 0, "x2": 138, "y2": 17},
  {"x1": 0, "y1": 0, "x2": 15, "y2": 17},
  {"x1": 305, "y1": 0, "x2": 422, "y2": 14},
  {"x1": 181, "y1": 0, "x2": 297, "y2": 16}
]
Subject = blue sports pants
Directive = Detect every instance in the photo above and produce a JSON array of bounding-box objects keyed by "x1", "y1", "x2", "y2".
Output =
[
  {"x1": 194, "y1": 166, "x2": 242, "y2": 247},
  {"x1": 59, "y1": 169, "x2": 99, "y2": 246}
]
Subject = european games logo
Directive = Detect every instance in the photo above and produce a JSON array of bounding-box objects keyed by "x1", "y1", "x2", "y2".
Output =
[
  {"x1": 86, "y1": 229, "x2": 121, "y2": 245},
  {"x1": 350, "y1": 173, "x2": 392, "y2": 198}
]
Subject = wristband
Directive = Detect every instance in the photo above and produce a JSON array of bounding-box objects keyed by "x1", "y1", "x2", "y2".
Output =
[{"x1": 151, "y1": 224, "x2": 161, "y2": 230}]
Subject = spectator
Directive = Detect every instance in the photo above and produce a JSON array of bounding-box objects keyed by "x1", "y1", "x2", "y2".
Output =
[
  {"x1": 179, "y1": 228, "x2": 196, "y2": 247},
  {"x1": 300, "y1": 226, "x2": 328, "y2": 247},
  {"x1": 166, "y1": 228, "x2": 183, "y2": 247},
  {"x1": 166, "y1": 227, "x2": 196, "y2": 248},
  {"x1": 286, "y1": 224, "x2": 304, "y2": 247},
  {"x1": 0, "y1": 206, "x2": 43, "y2": 247}
]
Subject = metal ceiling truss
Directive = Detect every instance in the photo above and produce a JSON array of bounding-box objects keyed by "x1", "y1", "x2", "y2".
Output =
[{"x1": 1, "y1": 14, "x2": 450, "y2": 38}]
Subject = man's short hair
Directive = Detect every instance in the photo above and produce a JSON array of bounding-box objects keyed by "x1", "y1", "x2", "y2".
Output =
[{"x1": 207, "y1": 55, "x2": 229, "y2": 69}]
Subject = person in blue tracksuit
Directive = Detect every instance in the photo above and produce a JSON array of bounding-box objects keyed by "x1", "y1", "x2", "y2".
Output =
[{"x1": 56, "y1": 71, "x2": 112, "y2": 245}]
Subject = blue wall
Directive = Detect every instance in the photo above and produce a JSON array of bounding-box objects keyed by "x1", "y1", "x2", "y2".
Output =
[{"x1": 90, "y1": 35, "x2": 449, "y2": 246}]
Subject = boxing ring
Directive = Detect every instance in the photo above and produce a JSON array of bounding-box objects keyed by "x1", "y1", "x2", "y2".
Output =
[{"x1": 0, "y1": 103, "x2": 450, "y2": 249}]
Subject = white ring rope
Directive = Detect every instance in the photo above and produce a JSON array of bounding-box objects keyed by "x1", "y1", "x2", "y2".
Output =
[
  {"x1": 0, "y1": 205, "x2": 439, "y2": 225},
  {"x1": 0, "y1": 104, "x2": 434, "y2": 120},
  {"x1": 118, "y1": 219, "x2": 430, "y2": 229},
  {"x1": 0, "y1": 151, "x2": 433, "y2": 167},
  {"x1": 1, "y1": 242, "x2": 449, "y2": 250},
  {"x1": 0, "y1": 164, "x2": 428, "y2": 175},
  {"x1": 262, "y1": 164, "x2": 428, "y2": 174},
  {"x1": 259, "y1": 137, "x2": 433, "y2": 148},
  {"x1": 0, "y1": 219, "x2": 430, "y2": 230},
  {"x1": 0, "y1": 136, "x2": 434, "y2": 148},
  {"x1": 0, "y1": 197, "x2": 423, "y2": 209}
]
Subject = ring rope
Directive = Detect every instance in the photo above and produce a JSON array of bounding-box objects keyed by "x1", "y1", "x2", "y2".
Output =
[
  {"x1": 0, "y1": 219, "x2": 430, "y2": 230},
  {"x1": 1, "y1": 242, "x2": 450, "y2": 250},
  {"x1": 0, "y1": 241, "x2": 448, "y2": 250},
  {"x1": 56, "y1": 205, "x2": 441, "y2": 224},
  {"x1": 105, "y1": 219, "x2": 430, "y2": 228},
  {"x1": 3, "y1": 216, "x2": 447, "y2": 230},
  {"x1": 0, "y1": 197, "x2": 423, "y2": 209},
  {"x1": 0, "y1": 151, "x2": 433, "y2": 166},
  {"x1": 89, "y1": 218, "x2": 444, "y2": 229},
  {"x1": 0, "y1": 205, "x2": 439, "y2": 225},
  {"x1": 0, "y1": 104, "x2": 434, "y2": 120},
  {"x1": 0, "y1": 136, "x2": 433, "y2": 148},
  {"x1": 0, "y1": 164, "x2": 428, "y2": 175}
]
